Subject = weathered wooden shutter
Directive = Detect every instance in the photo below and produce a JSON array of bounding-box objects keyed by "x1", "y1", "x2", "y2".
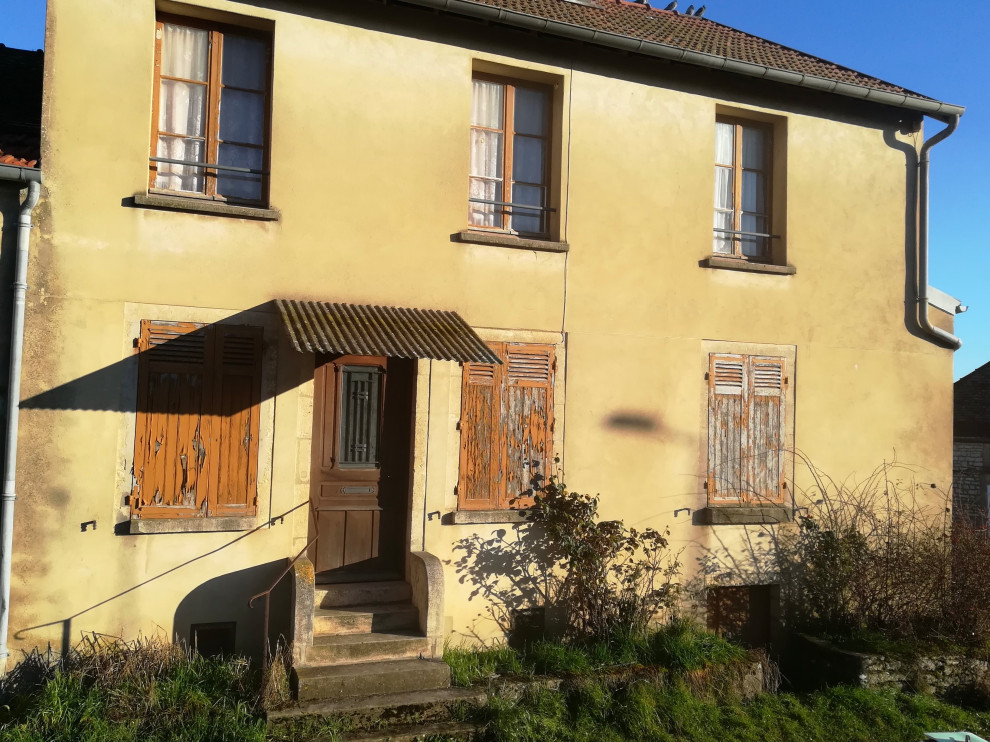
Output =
[
  {"x1": 747, "y1": 357, "x2": 785, "y2": 504},
  {"x1": 458, "y1": 342, "x2": 504, "y2": 510},
  {"x1": 132, "y1": 321, "x2": 213, "y2": 518},
  {"x1": 210, "y1": 325, "x2": 263, "y2": 517},
  {"x1": 502, "y1": 344, "x2": 554, "y2": 508},
  {"x1": 708, "y1": 354, "x2": 746, "y2": 504}
]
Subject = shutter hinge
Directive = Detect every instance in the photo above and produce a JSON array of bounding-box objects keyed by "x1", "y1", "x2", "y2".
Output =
[
  {"x1": 133, "y1": 337, "x2": 140, "y2": 349},
  {"x1": 703, "y1": 481, "x2": 708, "y2": 489},
  {"x1": 704, "y1": 372, "x2": 710, "y2": 380},
  {"x1": 455, "y1": 420, "x2": 461, "y2": 431}
]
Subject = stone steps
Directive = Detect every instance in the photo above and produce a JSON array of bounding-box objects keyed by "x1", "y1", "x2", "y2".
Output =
[
  {"x1": 314, "y1": 603, "x2": 420, "y2": 635},
  {"x1": 268, "y1": 686, "x2": 485, "y2": 723},
  {"x1": 344, "y1": 720, "x2": 475, "y2": 742},
  {"x1": 293, "y1": 658, "x2": 452, "y2": 703},
  {"x1": 317, "y1": 580, "x2": 411, "y2": 609},
  {"x1": 307, "y1": 630, "x2": 429, "y2": 665}
]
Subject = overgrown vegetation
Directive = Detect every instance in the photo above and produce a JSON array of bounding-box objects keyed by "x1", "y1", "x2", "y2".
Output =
[
  {"x1": 474, "y1": 681, "x2": 990, "y2": 742},
  {"x1": 0, "y1": 635, "x2": 267, "y2": 742},
  {"x1": 444, "y1": 619, "x2": 747, "y2": 687},
  {"x1": 781, "y1": 460, "x2": 990, "y2": 651},
  {"x1": 529, "y1": 475, "x2": 682, "y2": 640}
]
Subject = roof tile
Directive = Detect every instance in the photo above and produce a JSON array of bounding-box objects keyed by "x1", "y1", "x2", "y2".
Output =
[{"x1": 465, "y1": 0, "x2": 928, "y2": 100}]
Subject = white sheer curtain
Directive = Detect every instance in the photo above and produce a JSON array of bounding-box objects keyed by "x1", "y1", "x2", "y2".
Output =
[
  {"x1": 469, "y1": 80, "x2": 504, "y2": 228},
  {"x1": 713, "y1": 122, "x2": 734, "y2": 254},
  {"x1": 156, "y1": 24, "x2": 208, "y2": 193}
]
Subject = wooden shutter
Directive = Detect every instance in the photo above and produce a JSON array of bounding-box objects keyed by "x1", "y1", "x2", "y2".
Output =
[
  {"x1": 132, "y1": 321, "x2": 213, "y2": 518},
  {"x1": 747, "y1": 357, "x2": 786, "y2": 504},
  {"x1": 458, "y1": 342, "x2": 504, "y2": 510},
  {"x1": 707, "y1": 354, "x2": 786, "y2": 505},
  {"x1": 132, "y1": 321, "x2": 263, "y2": 519},
  {"x1": 708, "y1": 354, "x2": 746, "y2": 504},
  {"x1": 503, "y1": 344, "x2": 554, "y2": 508}
]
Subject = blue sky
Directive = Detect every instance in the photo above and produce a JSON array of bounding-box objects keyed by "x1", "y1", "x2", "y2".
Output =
[{"x1": 2, "y1": 0, "x2": 986, "y2": 379}]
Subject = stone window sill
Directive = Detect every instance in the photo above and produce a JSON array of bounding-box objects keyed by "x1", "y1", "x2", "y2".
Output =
[
  {"x1": 697, "y1": 506, "x2": 793, "y2": 525},
  {"x1": 131, "y1": 193, "x2": 280, "y2": 221},
  {"x1": 128, "y1": 516, "x2": 258, "y2": 535},
  {"x1": 444, "y1": 509, "x2": 531, "y2": 525},
  {"x1": 700, "y1": 256, "x2": 795, "y2": 275},
  {"x1": 454, "y1": 230, "x2": 568, "y2": 253}
]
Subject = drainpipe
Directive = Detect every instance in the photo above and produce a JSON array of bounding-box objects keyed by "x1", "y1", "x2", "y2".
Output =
[
  {"x1": 917, "y1": 114, "x2": 961, "y2": 350},
  {"x1": 0, "y1": 167, "x2": 43, "y2": 671}
]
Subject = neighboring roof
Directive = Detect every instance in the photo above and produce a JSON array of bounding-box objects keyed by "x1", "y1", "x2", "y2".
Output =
[
  {"x1": 277, "y1": 300, "x2": 503, "y2": 364},
  {"x1": 402, "y1": 0, "x2": 963, "y2": 116},
  {"x1": 955, "y1": 361, "x2": 990, "y2": 439},
  {"x1": 0, "y1": 45, "x2": 44, "y2": 168}
]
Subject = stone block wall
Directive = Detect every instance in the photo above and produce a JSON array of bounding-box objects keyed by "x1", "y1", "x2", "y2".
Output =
[{"x1": 953, "y1": 439, "x2": 990, "y2": 519}]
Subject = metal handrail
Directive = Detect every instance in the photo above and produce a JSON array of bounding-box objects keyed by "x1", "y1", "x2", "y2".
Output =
[
  {"x1": 712, "y1": 227, "x2": 781, "y2": 239},
  {"x1": 469, "y1": 197, "x2": 556, "y2": 213},
  {"x1": 149, "y1": 156, "x2": 268, "y2": 175},
  {"x1": 248, "y1": 500, "x2": 319, "y2": 673}
]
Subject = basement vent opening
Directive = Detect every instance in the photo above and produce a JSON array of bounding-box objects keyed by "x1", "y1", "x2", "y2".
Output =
[{"x1": 191, "y1": 621, "x2": 236, "y2": 658}]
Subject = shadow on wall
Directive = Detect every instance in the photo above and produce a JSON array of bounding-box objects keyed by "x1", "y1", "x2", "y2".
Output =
[
  {"x1": 174, "y1": 558, "x2": 293, "y2": 662},
  {"x1": 17, "y1": 301, "x2": 292, "y2": 414},
  {"x1": 450, "y1": 522, "x2": 559, "y2": 647},
  {"x1": 13, "y1": 502, "x2": 305, "y2": 657}
]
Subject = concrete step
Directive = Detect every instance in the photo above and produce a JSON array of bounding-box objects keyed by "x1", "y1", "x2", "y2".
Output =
[
  {"x1": 317, "y1": 580, "x2": 412, "y2": 609},
  {"x1": 267, "y1": 686, "x2": 485, "y2": 723},
  {"x1": 293, "y1": 658, "x2": 451, "y2": 703},
  {"x1": 345, "y1": 720, "x2": 475, "y2": 741},
  {"x1": 314, "y1": 603, "x2": 420, "y2": 636},
  {"x1": 307, "y1": 631, "x2": 429, "y2": 665}
]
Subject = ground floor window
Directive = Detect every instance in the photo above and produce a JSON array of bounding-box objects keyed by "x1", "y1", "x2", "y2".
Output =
[
  {"x1": 458, "y1": 342, "x2": 555, "y2": 510},
  {"x1": 130, "y1": 320, "x2": 263, "y2": 519}
]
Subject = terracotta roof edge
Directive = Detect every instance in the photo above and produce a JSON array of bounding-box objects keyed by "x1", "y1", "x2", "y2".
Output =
[{"x1": 401, "y1": 0, "x2": 965, "y2": 116}]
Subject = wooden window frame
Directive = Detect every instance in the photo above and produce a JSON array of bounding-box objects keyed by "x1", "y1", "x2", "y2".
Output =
[
  {"x1": 458, "y1": 342, "x2": 555, "y2": 511},
  {"x1": 149, "y1": 14, "x2": 273, "y2": 205},
  {"x1": 707, "y1": 353, "x2": 787, "y2": 506},
  {"x1": 130, "y1": 320, "x2": 264, "y2": 520},
  {"x1": 713, "y1": 116, "x2": 773, "y2": 262},
  {"x1": 469, "y1": 73, "x2": 554, "y2": 240}
]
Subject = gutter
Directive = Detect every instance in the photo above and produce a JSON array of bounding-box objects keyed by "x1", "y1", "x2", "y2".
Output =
[
  {"x1": 917, "y1": 114, "x2": 961, "y2": 349},
  {"x1": 397, "y1": 0, "x2": 966, "y2": 118},
  {"x1": 0, "y1": 166, "x2": 42, "y2": 671}
]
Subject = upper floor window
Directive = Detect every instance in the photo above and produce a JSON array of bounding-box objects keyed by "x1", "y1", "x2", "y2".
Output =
[
  {"x1": 713, "y1": 117, "x2": 772, "y2": 260},
  {"x1": 150, "y1": 17, "x2": 271, "y2": 204},
  {"x1": 469, "y1": 75, "x2": 552, "y2": 239}
]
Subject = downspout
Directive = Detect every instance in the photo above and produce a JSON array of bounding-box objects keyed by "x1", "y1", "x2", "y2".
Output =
[
  {"x1": 0, "y1": 169, "x2": 42, "y2": 670},
  {"x1": 917, "y1": 114, "x2": 961, "y2": 350}
]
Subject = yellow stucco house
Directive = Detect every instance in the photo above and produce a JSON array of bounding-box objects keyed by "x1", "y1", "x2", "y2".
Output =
[{"x1": 0, "y1": 0, "x2": 965, "y2": 700}]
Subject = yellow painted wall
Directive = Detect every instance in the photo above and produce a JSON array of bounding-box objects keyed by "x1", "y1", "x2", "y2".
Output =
[{"x1": 7, "y1": 0, "x2": 953, "y2": 657}]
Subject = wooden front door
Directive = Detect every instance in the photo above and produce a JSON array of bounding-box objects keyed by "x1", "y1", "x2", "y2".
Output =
[{"x1": 309, "y1": 355, "x2": 412, "y2": 583}]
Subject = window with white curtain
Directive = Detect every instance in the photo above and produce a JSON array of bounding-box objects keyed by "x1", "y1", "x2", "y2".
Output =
[
  {"x1": 469, "y1": 75, "x2": 552, "y2": 238},
  {"x1": 150, "y1": 17, "x2": 271, "y2": 204},
  {"x1": 713, "y1": 118, "x2": 772, "y2": 260}
]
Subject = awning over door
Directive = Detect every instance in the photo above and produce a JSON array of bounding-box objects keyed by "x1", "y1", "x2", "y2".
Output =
[{"x1": 276, "y1": 299, "x2": 501, "y2": 365}]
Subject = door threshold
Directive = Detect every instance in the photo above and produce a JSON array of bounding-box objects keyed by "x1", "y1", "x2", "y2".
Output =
[{"x1": 316, "y1": 569, "x2": 404, "y2": 585}]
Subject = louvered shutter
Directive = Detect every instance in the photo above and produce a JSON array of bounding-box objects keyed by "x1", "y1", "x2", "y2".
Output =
[
  {"x1": 708, "y1": 354, "x2": 746, "y2": 504},
  {"x1": 132, "y1": 321, "x2": 213, "y2": 517},
  {"x1": 210, "y1": 325, "x2": 263, "y2": 516},
  {"x1": 747, "y1": 356, "x2": 785, "y2": 504},
  {"x1": 502, "y1": 343, "x2": 554, "y2": 508},
  {"x1": 458, "y1": 342, "x2": 504, "y2": 510}
]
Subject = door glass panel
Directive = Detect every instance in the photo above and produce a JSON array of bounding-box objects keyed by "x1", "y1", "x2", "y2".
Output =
[
  {"x1": 338, "y1": 366, "x2": 383, "y2": 468},
  {"x1": 514, "y1": 86, "x2": 548, "y2": 136}
]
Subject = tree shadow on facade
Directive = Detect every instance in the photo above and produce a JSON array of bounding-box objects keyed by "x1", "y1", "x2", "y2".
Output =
[{"x1": 449, "y1": 521, "x2": 560, "y2": 647}]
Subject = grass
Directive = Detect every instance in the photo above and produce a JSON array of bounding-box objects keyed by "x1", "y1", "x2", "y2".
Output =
[
  {"x1": 0, "y1": 636, "x2": 267, "y2": 742},
  {"x1": 473, "y1": 681, "x2": 990, "y2": 742},
  {"x1": 443, "y1": 619, "x2": 748, "y2": 686}
]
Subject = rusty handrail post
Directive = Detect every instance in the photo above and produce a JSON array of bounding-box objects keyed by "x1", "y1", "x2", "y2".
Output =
[{"x1": 248, "y1": 501, "x2": 319, "y2": 675}]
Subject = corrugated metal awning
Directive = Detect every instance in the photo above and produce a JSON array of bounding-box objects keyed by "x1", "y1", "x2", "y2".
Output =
[{"x1": 276, "y1": 299, "x2": 501, "y2": 364}]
